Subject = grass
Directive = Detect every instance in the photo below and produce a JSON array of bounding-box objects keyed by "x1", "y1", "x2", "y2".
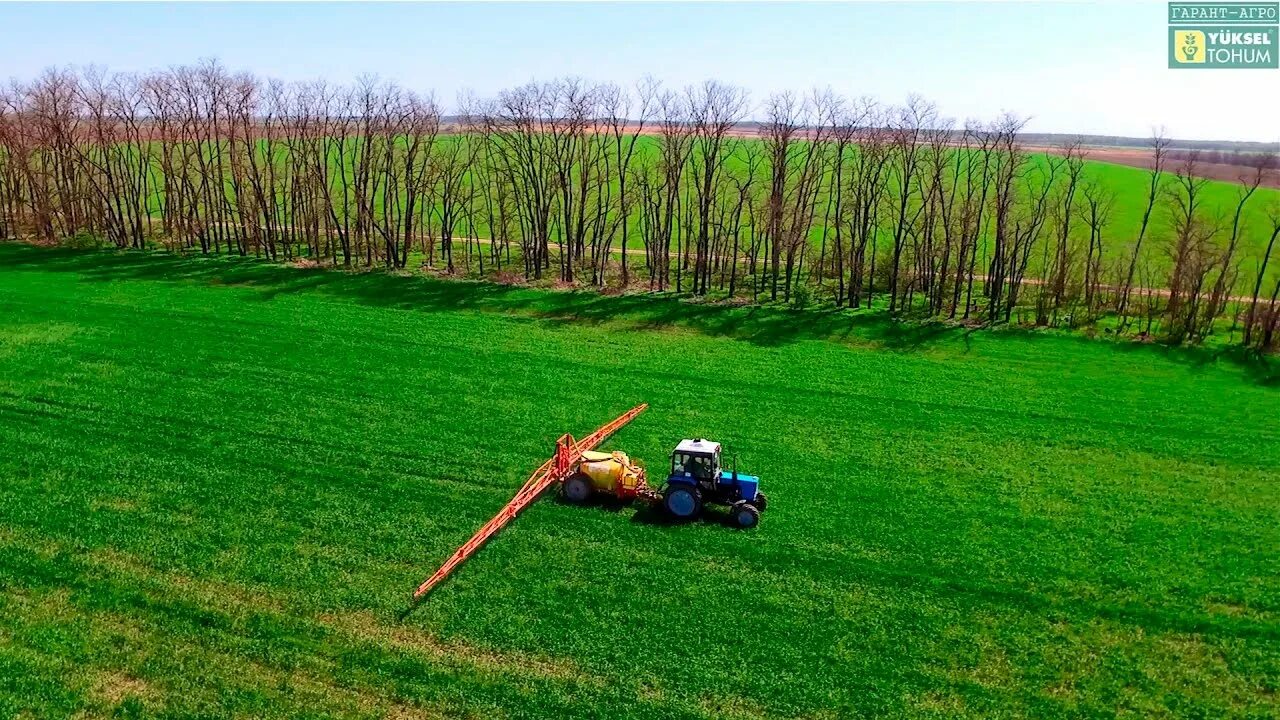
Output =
[{"x1": 0, "y1": 242, "x2": 1277, "y2": 719}]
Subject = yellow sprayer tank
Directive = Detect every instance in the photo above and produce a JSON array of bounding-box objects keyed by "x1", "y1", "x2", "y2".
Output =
[{"x1": 577, "y1": 450, "x2": 645, "y2": 498}]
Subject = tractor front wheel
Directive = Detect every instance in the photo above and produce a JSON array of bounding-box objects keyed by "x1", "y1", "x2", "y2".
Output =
[
  {"x1": 732, "y1": 501, "x2": 760, "y2": 529},
  {"x1": 752, "y1": 491, "x2": 768, "y2": 512},
  {"x1": 562, "y1": 475, "x2": 592, "y2": 503},
  {"x1": 663, "y1": 485, "x2": 702, "y2": 520}
]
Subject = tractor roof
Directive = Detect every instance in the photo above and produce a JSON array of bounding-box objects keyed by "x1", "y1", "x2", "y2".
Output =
[{"x1": 675, "y1": 438, "x2": 721, "y2": 455}]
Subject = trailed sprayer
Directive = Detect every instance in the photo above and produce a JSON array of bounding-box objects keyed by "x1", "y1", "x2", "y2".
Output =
[{"x1": 411, "y1": 404, "x2": 768, "y2": 601}]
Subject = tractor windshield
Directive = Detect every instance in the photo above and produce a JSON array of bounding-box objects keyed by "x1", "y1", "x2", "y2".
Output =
[{"x1": 673, "y1": 451, "x2": 718, "y2": 480}]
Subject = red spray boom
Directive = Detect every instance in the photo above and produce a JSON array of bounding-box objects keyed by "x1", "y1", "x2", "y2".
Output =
[{"x1": 412, "y1": 403, "x2": 648, "y2": 600}]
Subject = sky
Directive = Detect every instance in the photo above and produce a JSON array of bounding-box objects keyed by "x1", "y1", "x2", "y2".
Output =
[{"x1": 1, "y1": 1, "x2": 1277, "y2": 142}]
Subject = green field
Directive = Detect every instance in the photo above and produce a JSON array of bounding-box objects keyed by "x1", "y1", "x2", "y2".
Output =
[
  {"x1": 1, "y1": 242, "x2": 1278, "y2": 718},
  {"x1": 1027, "y1": 155, "x2": 1279, "y2": 278}
]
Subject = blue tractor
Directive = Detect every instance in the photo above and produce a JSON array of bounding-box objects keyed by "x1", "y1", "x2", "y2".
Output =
[{"x1": 661, "y1": 439, "x2": 767, "y2": 528}]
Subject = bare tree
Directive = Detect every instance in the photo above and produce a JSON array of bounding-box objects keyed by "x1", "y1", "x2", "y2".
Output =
[
  {"x1": 1039, "y1": 138, "x2": 1085, "y2": 326},
  {"x1": 599, "y1": 78, "x2": 656, "y2": 288},
  {"x1": 983, "y1": 113, "x2": 1031, "y2": 324},
  {"x1": 760, "y1": 92, "x2": 800, "y2": 301},
  {"x1": 1202, "y1": 159, "x2": 1269, "y2": 338},
  {"x1": 651, "y1": 89, "x2": 691, "y2": 291},
  {"x1": 1163, "y1": 152, "x2": 1220, "y2": 343},
  {"x1": 1245, "y1": 198, "x2": 1280, "y2": 347},
  {"x1": 1079, "y1": 179, "x2": 1115, "y2": 322},
  {"x1": 1117, "y1": 128, "x2": 1171, "y2": 327},
  {"x1": 885, "y1": 96, "x2": 935, "y2": 315},
  {"x1": 686, "y1": 80, "x2": 748, "y2": 295}
]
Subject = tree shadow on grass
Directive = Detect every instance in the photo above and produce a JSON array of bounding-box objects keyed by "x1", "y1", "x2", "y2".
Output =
[
  {"x1": 1113, "y1": 341, "x2": 1280, "y2": 386},
  {"x1": 3, "y1": 243, "x2": 1276, "y2": 383},
  {"x1": 1021, "y1": 326, "x2": 1280, "y2": 385},
  {"x1": 0, "y1": 243, "x2": 955, "y2": 351}
]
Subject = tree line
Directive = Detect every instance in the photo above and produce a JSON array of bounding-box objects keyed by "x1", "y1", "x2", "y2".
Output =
[
  {"x1": 1, "y1": 62, "x2": 1278, "y2": 351},
  {"x1": 1163, "y1": 148, "x2": 1279, "y2": 170}
]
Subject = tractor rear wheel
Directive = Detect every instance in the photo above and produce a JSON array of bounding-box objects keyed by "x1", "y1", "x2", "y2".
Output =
[
  {"x1": 663, "y1": 485, "x2": 702, "y2": 520},
  {"x1": 732, "y1": 501, "x2": 760, "y2": 529},
  {"x1": 562, "y1": 475, "x2": 592, "y2": 503}
]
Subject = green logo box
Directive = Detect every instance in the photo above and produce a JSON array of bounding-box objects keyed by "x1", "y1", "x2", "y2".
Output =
[
  {"x1": 1168, "y1": 24, "x2": 1279, "y2": 68},
  {"x1": 1169, "y1": 2, "x2": 1279, "y2": 24}
]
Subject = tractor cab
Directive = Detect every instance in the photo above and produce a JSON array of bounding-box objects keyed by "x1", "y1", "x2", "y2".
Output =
[
  {"x1": 663, "y1": 438, "x2": 767, "y2": 528},
  {"x1": 670, "y1": 438, "x2": 721, "y2": 487}
]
